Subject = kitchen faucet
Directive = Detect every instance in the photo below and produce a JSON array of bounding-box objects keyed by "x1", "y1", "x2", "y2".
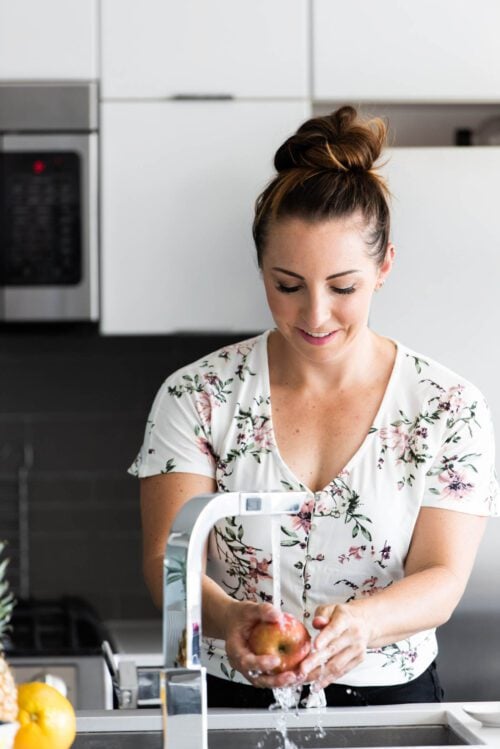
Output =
[{"x1": 162, "y1": 491, "x2": 308, "y2": 749}]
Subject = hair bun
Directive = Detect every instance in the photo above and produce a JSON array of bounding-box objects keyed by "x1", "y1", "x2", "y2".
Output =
[{"x1": 274, "y1": 105, "x2": 387, "y2": 174}]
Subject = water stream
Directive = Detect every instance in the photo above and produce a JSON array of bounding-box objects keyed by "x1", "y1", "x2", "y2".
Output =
[
  {"x1": 268, "y1": 516, "x2": 325, "y2": 748},
  {"x1": 271, "y1": 515, "x2": 281, "y2": 610}
]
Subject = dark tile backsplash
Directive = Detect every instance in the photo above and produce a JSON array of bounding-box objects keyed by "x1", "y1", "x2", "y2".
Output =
[{"x1": 0, "y1": 323, "x2": 250, "y2": 620}]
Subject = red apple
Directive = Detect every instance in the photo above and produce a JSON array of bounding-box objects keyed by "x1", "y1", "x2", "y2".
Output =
[{"x1": 248, "y1": 612, "x2": 311, "y2": 674}]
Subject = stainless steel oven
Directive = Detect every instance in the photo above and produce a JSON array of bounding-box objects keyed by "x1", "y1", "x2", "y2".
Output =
[
  {"x1": 6, "y1": 596, "x2": 114, "y2": 710},
  {"x1": 0, "y1": 82, "x2": 98, "y2": 321}
]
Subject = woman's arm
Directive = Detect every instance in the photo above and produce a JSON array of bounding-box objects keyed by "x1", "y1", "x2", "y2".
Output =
[
  {"x1": 140, "y1": 472, "x2": 217, "y2": 609},
  {"x1": 299, "y1": 507, "x2": 487, "y2": 687}
]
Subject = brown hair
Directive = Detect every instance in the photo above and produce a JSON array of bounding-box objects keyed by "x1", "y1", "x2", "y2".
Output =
[{"x1": 252, "y1": 106, "x2": 391, "y2": 267}]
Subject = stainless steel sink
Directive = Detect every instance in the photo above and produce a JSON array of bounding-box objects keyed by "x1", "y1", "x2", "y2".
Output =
[
  {"x1": 210, "y1": 724, "x2": 471, "y2": 747},
  {"x1": 74, "y1": 705, "x2": 485, "y2": 749},
  {"x1": 74, "y1": 734, "x2": 161, "y2": 749},
  {"x1": 73, "y1": 723, "x2": 477, "y2": 748}
]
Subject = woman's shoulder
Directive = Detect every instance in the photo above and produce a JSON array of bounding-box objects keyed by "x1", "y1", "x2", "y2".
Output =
[
  {"x1": 396, "y1": 341, "x2": 485, "y2": 400},
  {"x1": 158, "y1": 330, "x2": 270, "y2": 397}
]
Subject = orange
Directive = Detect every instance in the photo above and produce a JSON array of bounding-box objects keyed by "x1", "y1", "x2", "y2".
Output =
[{"x1": 14, "y1": 682, "x2": 76, "y2": 749}]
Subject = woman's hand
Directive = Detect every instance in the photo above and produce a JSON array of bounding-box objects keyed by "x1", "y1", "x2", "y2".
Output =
[
  {"x1": 298, "y1": 603, "x2": 370, "y2": 690},
  {"x1": 224, "y1": 601, "x2": 305, "y2": 689}
]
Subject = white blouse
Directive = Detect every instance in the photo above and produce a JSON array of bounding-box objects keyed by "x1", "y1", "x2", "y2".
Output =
[{"x1": 130, "y1": 331, "x2": 499, "y2": 686}]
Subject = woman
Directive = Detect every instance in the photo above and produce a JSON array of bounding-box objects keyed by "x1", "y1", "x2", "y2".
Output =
[{"x1": 130, "y1": 106, "x2": 498, "y2": 707}]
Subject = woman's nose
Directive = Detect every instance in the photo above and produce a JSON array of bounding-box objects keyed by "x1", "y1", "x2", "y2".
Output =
[{"x1": 302, "y1": 291, "x2": 331, "y2": 330}]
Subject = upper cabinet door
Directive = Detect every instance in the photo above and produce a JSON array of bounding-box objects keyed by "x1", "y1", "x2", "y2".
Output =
[
  {"x1": 100, "y1": 0, "x2": 309, "y2": 99},
  {"x1": 100, "y1": 100, "x2": 310, "y2": 334},
  {"x1": 313, "y1": 0, "x2": 500, "y2": 102},
  {"x1": 0, "y1": 0, "x2": 98, "y2": 80}
]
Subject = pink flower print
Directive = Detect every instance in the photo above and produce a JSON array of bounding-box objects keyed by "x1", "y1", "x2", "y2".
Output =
[
  {"x1": 379, "y1": 425, "x2": 409, "y2": 454},
  {"x1": 248, "y1": 556, "x2": 272, "y2": 582},
  {"x1": 338, "y1": 545, "x2": 366, "y2": 565},
  {"x1": 245, "y1": 583, "x2": 258, "y2": 600},
  {"x1": 438, "y1": 385, "x2": 465, "y2": 416},
  {"x1": 195, "y1": 390, "x2": 212, "y2": 425},
  {"x1": 292, "y1": 500, "x2": 314, "y2": 534},
  {"x1": 253, "y1": 420, "x2": 274, "y2": 450},
  {"x1": 349, "y1": 546, "x2": 364, "y2": 560},
  {"x1": 438, "y1": 469, "x2": 474, "y2": 500},
  {"x1": 196, "y1": 437, "x2": 216, "y2": 468}
]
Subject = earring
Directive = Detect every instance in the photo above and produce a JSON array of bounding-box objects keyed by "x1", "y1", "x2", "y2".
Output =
[{"x1": 376, "y1": 281, "x2": 385, "y2": 291}]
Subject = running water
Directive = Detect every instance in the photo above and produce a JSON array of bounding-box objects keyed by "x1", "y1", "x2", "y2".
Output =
[
  {"x1": 271, "y1": 515, "x2": 281, "y2": 610},
  {"x1": 270, "y1": 516, "x2": 300, "y2": 747},
  {"x1": 267, "y1": 514, "x2": 326, "y2": 747},
  {"x1": 270, "y1": 685, "x2": 302, "y2": 749}
]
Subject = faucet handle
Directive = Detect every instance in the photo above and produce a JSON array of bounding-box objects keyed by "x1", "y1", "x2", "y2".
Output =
[{"x1": 240, "y1": 491, "x2": 309, "y2": 515}]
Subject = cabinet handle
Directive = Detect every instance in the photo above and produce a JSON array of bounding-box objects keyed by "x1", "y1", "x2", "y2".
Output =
[{"x1": 170, "y1": 94, "x2": 234, "y2": 101}]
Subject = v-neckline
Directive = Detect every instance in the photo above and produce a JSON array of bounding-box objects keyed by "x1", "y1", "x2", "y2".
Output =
[{"x1": 262, "y1": 329, "x2": 401, "y2": 495}]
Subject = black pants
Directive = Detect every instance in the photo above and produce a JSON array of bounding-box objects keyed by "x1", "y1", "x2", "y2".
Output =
[{"x1": 206, "y1": 661, "x2": 444, "y2": 708}]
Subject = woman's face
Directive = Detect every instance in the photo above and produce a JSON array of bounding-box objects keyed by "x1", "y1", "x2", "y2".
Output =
[{"x1": 261, "y1": 215, "x2": 394, "y2": 363}]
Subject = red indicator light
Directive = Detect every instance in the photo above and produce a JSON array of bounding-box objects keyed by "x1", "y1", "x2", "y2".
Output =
[{"x1": 32, "y1": 159, "x2": 47, "y2": 174}]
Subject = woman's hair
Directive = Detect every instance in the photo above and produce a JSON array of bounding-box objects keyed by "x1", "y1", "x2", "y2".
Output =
[{"x1": 252, "y1": 105, "x2": 391, "y2": 267}]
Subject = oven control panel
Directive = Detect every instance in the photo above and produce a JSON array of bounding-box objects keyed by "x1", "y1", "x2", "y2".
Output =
[{"x1": 0, "y1": 152, "x2": 82, "y2": 286}]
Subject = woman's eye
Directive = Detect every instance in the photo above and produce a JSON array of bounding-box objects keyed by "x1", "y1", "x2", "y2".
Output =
[
  {"x1": 276, "y1": 283, "x2": 301, "y2": 294},
  {"x1": 332, "y1": 285, "x2": 356, "y2": 295},
  {"x1": 275, "y1": 282, "x2": 356, "y2": 295}
]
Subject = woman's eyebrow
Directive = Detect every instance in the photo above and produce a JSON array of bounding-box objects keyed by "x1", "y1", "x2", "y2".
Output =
[{"x1": 272, "y1": 266, "x2": 360, "y2": 280}]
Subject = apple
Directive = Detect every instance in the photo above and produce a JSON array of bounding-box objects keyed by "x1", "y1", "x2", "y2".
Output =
[{"x1": 248, "y1": 612, "x2": 311, "y2": 674}]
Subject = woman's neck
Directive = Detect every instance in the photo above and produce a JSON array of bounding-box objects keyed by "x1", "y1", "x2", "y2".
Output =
[{"x1": 268, "y1": 327, "x2": 393, "y2": 394}]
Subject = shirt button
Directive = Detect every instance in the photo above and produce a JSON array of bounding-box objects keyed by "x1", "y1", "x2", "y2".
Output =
[
  {"x1": 306, "y1": 554, "x2": 312, "y2": 561},
  {"x1": 304, "y1": 611, "x2": 311, "y2": 618},
  {"x1": 305, "y1": 583, "x2": 311, "y2": 590}
]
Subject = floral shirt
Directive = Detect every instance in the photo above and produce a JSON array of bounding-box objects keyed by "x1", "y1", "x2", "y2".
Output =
[{"x1": 130, "y1": 331, "x2": 499, "y2": 686}]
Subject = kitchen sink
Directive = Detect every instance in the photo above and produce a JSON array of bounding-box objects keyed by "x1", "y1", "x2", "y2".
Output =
[
  {"x1": 74, "y1": 705, "x2": 485, "y2": 748},
  {"x1": 73, "y1": 723, "x2": 478, "y2": 748},
  {"x1": 73, "y1": 734, "x2": 159, "y2": 749}
]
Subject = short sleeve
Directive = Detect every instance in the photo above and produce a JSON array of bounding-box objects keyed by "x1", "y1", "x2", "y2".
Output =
[
  {"x1": 128, "y1": 373, "x2": 216, "y2": 480},
  {"x1": 423, "y1": 385, "x2": 499, "y2": 517}
]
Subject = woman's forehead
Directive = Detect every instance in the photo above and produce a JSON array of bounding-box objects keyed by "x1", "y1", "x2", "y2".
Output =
[{"x1": 263, "y1": 215, "x2": 375, "y2": 262}]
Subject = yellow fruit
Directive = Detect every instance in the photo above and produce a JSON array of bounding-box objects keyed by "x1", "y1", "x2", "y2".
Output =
[
  {"x1": 15, "y1": 682, "x2": 76, "y2": 749},
  {"x1": 0, "y1": 654, "x2": 18, "y2": 723}
]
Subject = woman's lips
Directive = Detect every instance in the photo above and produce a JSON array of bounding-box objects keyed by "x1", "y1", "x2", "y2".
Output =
[{"x1": 297, "y1": 328, "x2": 338, "y2": 346}]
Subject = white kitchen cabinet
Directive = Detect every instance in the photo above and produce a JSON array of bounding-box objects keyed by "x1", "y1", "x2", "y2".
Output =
[
  {"x1": 372, "y1": 145, "x2": 500, "y2": 460},
  {"x1": 371, "y1": 146, "x2": 500, "y2": 614},
  {"x1": 313, "y1": 0, "x2": 500, "y2": 102},
  {"x1": 100, "y1": 100, "x2": 311, "y2": 334},
  {"x1": 100, "y1": 0, "x2": 309, "y2": 99},
  {"x1": 0, "y1": 0, "x2": 98, "y2": 80}
]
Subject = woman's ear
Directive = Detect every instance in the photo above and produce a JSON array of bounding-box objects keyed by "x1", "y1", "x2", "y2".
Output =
[{"x1": 376, "y1": 242, "x2": 395, "y2": 288}]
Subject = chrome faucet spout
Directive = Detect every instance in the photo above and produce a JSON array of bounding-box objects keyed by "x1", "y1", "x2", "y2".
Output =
[{"x1": 162, "y1": 491, "x2": 307, "y2": 749}]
